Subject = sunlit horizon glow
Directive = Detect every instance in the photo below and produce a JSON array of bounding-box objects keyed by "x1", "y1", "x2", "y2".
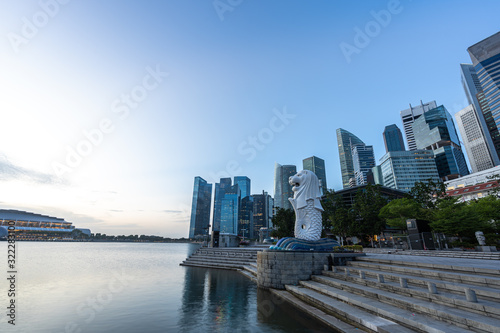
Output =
[{"x1": 0, "y1": 1, "x2": 499, "y2": 238}]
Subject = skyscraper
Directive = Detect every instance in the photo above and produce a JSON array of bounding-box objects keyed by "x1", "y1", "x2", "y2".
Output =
[
  {"x1": 382, "y1": 124, "x2": 405, "y2": 152},
  {"x1": 220, "y1": 184, "x2": 240, "y2": 234},
  {"x1": 460, "y1": 64, "x2": 500, "y2": 165},
  {"x1": 274, "y1": 163, "x2": 296, "y2": 210},
  {"x1": 400, "y1": 100, "x2": 437, "y2": 151},
  {"x1": 234, "y1": 176, "x2": 251, "y2": 199},
  {"x1": 252, "y1": 191, "x2": 273, "y2": 239},
  {"x1": 455, "y1": 104, "x2": 495, "y2": 172},
  {"x1": 303, "y1": 156, "x2": 327, "y2": 194},
  {"x1": 234, "y1": 176, "x2": 252, "y2": 238},
  {"x1": 189, "y1": 177, "x2": 212, "y2": 238},
  {"x1": 336, "y1": 128, "x2": 365, "y2": 188},
  {"x1": 412, "y1": 105, "x2": 469, "y2": 180},
  {"x1": 467, "y1": 32, "x2": 500, "y2": 162},
  {"x1": 377, "y1": 150, "x2": 440, "y2": 192},
  {"x1": 212, "y1": 177, "x2": 232, "y2": 232},
  {"x1": 352, "y1": 144, "x2": 375, "y2": 186}
]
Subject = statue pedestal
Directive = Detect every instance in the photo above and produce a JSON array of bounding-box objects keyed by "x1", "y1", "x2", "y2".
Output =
[
  {"x1": 476, "y1": 246, "x2": 497, "y2": 252},
  {"x1": 257, "y1": 250, "x2": 366, "y2": 289}
]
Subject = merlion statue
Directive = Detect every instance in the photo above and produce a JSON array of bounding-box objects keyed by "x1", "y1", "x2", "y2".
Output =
[
  {"x1": 475, "y1": 231, "x2": 486, "y2": 246},
  {"x1": 288, "y1": 170, "x2": 324, "y2": 241}
]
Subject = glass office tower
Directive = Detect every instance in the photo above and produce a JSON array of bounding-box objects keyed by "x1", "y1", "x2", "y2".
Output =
[
  {"x1": 467, "y1": 32, "x2": 500, "y2": 163},
  {"x1": 400, "y1": 101, "x2": 437, "y2": 151},
  {"x1": 412, "y1": 105, "x2": 469, "y2": 180},
  {"x1": 189, "y1": 177, "x2": 212, "y2": 238},
  {"x1": 460, "y1": 64, "x2": 499, "y2": 165},
  {"x1": 352, "y1": 144, "x2": 375, "y2": 186},
  {"x1": 378, "y1": 151, "x2": 440, "y2": 192},
  {"x1": 383, "y1": 124, "x2": 405, "y2": 152},
  {"x1": 274, "y1": 163, "x2": 296, "y2": 210},
  {"x1": 336, "y1": 128, "x2": 365, "y2": 188},
  {"x1": 303, "y1": 156, "x2": 327, "y2": 194},
  {"x1": 220, "y1": 184, "x2": 240, "y2": 234},
  {"x1": 212, "y1": 177, "x2": 232, "y2": 232}
]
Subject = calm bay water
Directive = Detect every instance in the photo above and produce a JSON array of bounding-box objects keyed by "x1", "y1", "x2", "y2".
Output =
[{"x1": 0, "y1": 242, "x2": 330, "y2": 332}]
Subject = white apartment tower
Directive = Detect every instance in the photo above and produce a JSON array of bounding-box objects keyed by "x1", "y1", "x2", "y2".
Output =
[{"x1": 455, "y1": 104, "x2": 495, "y2": 173}]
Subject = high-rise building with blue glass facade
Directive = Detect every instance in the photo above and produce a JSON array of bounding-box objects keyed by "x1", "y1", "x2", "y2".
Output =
[
  {"x1": 376, "y1": 150, "x2": 440, "y2": 192},
  {"x1": 400, "y1": 101, "x2": 438, "y2": 151},
  {"x1": 252, "y1": 191, "x2": 273, "y2": 240},
  {"x1": 352, "y1": 144, "x2": 375, "y2": 186},
  {"x1": 274, "y1": 163, "x2": 296, "y2": 210},
  {"x1": 239, "y1": 196, "x2": 253, "y2": 239},
  {"x1": 212, "y1": 177, "x2": 232, "y2": 232},
  {"x1": 412, "y1": 105, "x2": 469, "y2": 180},
  {"x1": 336, "y1": 128, "x2": 365, "y2": 188},
  {"x1": 189, "y1": 177, "x2": 212, "y2": 238},
  {"x1": 303, "y1": 156, "x2": 327, "y2": 194},
  {"x1": 220, "y1": 184, "x2": 240, "y2": 234},
  {"x1": 383, "y1": 124, "x2": 405, "y2": 152},
  {"x1": 460, "y1": 64, "x2": 500, "y2": 165},
  {"x1": 467, "y1": 32, "x2": 500, "y2": 163},
  {"x1": 234, "y1": 176, "x2": 251, "y2": 199},
  {"x1": 234, "y1": 176, "x2": 252, "y2": 237}
]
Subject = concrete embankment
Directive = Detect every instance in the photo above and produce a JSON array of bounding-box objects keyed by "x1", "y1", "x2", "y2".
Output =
[{"x1": 181, "y1": 248, "x2": 500, "y2": 332}]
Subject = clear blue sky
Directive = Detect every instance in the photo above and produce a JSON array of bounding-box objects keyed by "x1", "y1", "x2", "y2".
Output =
[{"x1": 0, "y1": 0, "x2": 499, "y2": 237}]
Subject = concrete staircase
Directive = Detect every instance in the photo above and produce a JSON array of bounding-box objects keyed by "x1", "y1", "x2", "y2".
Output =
[
  {"x1": 180, "y1": 247, "x2": 259, "y2": 281},
  {"x1": 283, "y1": 256, "x2": 500, "y2": 332}
]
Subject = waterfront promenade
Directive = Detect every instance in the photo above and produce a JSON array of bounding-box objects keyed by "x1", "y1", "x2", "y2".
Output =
[{"x1": 182, "y1": 247, "x2": 500, "y2": 332}]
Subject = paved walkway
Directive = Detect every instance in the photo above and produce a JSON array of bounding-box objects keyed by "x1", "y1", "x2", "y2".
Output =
[{"x1": 366, "y1": 252, "x2": 500, "y2": 270}]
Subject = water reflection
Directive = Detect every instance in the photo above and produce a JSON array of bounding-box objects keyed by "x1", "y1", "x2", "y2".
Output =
[
  {"x1": 178, "y1": 267, "x2": 255, "y2": 332},
  {"x1": 257, "y1": 288, "x2": 335, "y2": 332},
  {"x1": 179, "y1": 265, "x2": 332, "y2": 333}
]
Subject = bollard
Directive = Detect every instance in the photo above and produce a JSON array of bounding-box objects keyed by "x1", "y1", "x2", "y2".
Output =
[
  {"x1": 427, "y1": 282, "x2": 437, "y2": 294},
  {"x1": 332, "y1": 266, "x2": 337, "y2": 273},
  {"x1": 345, "y1": 268, "x2": 350, "y2": 276},
  {"x1": 359, "y1": 271, "x2": 366, "y2": 279},
  {"x1": 324, "y1": 264, "x2": 329, "y2": 271},
  {"x1": 400, "y1": 277, "x2": 408, "y2": 288},
  {"x1": 465, "y1": 288, "x2": 478, "y2": 303},
  {"x1": 377, "y1": 274, "x2": 385, "y2": 283}
]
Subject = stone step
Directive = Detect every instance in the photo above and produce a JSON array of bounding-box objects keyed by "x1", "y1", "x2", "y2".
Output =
[
  {"x1": 269, "y1": 289, "x2": 361, "y2": 333},
  {"x1": 318, "y1": 270, "x2": 500, "y2": 320},
  {"x1": 355, "y1": 257, "x2": 500, "y2": 277},
  {"x1": 195, "y1": 248, "x2": 261, "y2": 257},
  {"x1": 325, "y1": 265, "x2": 500, "y2": 303},
  {"x1": 238, "y1": 269, "x2": 257, "y2": 283},
  {"x1": 392, "y1": 250, "x2": 500, "y2": 260},
  {"x1": 187, "y1": 255, "x2": 257, "y2": 264},
  {"x1": 242, "y1": 265, "x2": 257, "y2": 277},
  {"x1": 180, "y1": 260, "x2": 244, "y2": 270},
  {"x1": 303, "y1": 275, "x2": 500, "y2": 332},
  {"x1": 348, "y1": 261, "x2": 500, "y2": 288},
  {"x1": 286, "y1": 285, "x2": 429, "y2": 332}
]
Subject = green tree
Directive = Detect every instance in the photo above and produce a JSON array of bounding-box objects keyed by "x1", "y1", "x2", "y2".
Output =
[
  {"x1": 270, "y1": 208, "x2": 295, "y2": 238},
  {"x1": 471, "y1": 195, "x2": 500, "y2": 233},
  {"x1": 323, "y1": 190, "x2": 353, "y2": 245},
  {"x1": 431, "y1": 197, "x2": 490, "y2": 242},
  {"x1": 409, "y1": 179, "x2": 447, "y2": 210},
  {"x1": 350, "y1": 184, "x2": 388, "y2": 246},
  {"x1": 486, "y1": 173, "x2": 500, "y2": 197},
  {"x1": 379, "y1": 197, "x2": 422, "y2": 230}
]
